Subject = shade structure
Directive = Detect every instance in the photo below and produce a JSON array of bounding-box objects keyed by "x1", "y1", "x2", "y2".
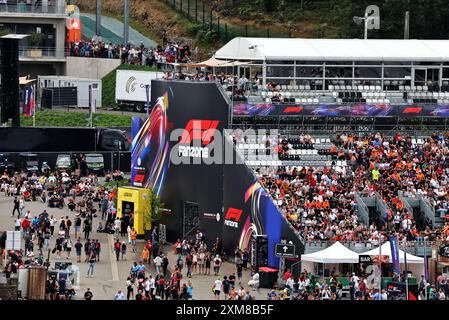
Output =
[
  {"x1": 183, "y1": 57, "x2": 247, "y2": 68},
  {"x1": 214, "y1": 37, "x2": 449, "y2": 62},
  {"x1": 301, "y1": 241, "x2": 360, "y2": 264},
  {"x1": 360, "y1": 242, "x2": 424, "y2": 264}
]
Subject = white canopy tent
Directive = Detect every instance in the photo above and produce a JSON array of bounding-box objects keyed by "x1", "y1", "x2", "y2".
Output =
[
  {"x1": 214, "y1": 37, "x2": 449, "y2": 62},
  {"x1": 301, "y1": 241, "x2": 360, "y2": 264},
  {"x1": 361, "y1": 242, "x2": 424, "y2": 264}
]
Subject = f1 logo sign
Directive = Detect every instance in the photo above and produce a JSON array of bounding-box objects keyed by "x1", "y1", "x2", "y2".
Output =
[
  {"x1": 134, "y1": 174, "x2": 144, "y2": 183},
  {"x1": 224, "y1": 208, "x2": 243, "y2": 221},
  {"x1": 283, "y1": 106, "x2": 303, "y2": 114},
  {"x1": 402, "y1": 107, "x2": 422, "y2": 114},
  {"x1": 180, "y1": 120, "x2": 219, "y2": 145},
  {"x1": 224, "y1": 208, "x2": 243, "y2": 228}
]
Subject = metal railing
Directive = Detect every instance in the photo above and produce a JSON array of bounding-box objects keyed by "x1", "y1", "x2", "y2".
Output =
[
  {"x1": 375, "y1": 192, "x2": 391, "y2": 221},
  {"x1": 398, "y1": 194, "x2": 415, "y2": 217},
  {"x1": 355, "y1": 192, "x2": 370, "y2": 226},
  {"x1": 305, "y1": 240, "x2": 437, "y2": 256},
  {"x1": 418, "y1": 195, "x2": 436, "y2": 227},
  {"x1": 0, "y1": 3, "x2": 66, "y2": 14},
  {"x1": 19, "y1": 47, "x2": 66, "y2": 60}
]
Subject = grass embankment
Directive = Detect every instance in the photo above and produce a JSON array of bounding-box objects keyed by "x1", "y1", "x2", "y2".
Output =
[
  {"x1": 20, "y1": 110, "x2": 132, "y2": 127},
  {"x1": 102, "y1": 64, "x2": 159, "y2": 108}
]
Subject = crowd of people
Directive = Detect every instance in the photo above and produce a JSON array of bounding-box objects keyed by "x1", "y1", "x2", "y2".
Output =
[
  {"x1": 68, "y1": 40, "x2": 192, "y2": 66},
  {"x1": 0, "y1": 161, "x2": 125, "y2": 300},
  {"x1": 116, "y1": 230, "x2": 256, "y2": 301},
  {"x1": 255, "y1": 132, "x2": 449, "y2": 244}
]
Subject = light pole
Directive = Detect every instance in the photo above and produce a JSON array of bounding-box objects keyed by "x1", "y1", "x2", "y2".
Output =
[
  {"x1": 353, "y1": 5, "x2": 380, "y2": 40},
  {"x1": 124, "y1": 0, "x2": 129, "y2": 45}
]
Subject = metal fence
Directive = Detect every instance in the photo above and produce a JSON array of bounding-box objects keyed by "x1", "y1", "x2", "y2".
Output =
[
  {"x1": 19, "y1": 47, "x2": 66, "y2": 60},
  {"x1": 0, "y1": 3, "x2": 66, "y2": 14},
  {"x1": 164, "y1": 0, "x2": 291, "y2": 43}
]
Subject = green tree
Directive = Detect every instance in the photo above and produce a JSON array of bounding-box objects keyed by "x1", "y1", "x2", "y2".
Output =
[{"x1": 143, "y1": 189, "x2": 164, "y2": 233}]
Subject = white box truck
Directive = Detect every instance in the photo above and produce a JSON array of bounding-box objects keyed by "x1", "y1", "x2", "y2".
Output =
[{"x1": 115, "y1": 70, "x2": 161, "y2": 112}]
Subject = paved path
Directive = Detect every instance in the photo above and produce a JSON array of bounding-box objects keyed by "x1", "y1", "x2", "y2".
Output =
[
  {"x1": 0, "y1": 190, "x2": 269, "y2": 300},
  {"x1": 81, "y1": 13, "x2": 158, "y2": 48}
]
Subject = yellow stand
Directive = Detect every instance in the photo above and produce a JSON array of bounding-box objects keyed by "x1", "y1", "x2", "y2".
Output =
[{"x1": 117, "y1": 186, "x2": 152, "y2": 236}]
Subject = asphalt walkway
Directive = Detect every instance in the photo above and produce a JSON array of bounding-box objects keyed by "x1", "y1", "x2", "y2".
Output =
[{"x1": 0, "y1": 189, "x2": 269, "y2": 300}]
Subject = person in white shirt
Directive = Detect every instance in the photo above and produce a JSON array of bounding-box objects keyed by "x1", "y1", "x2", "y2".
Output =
[
  {"x1": 285, "y1": 275, "x2": 295, "y2": 292},
  {"x1": 149, "y1": 276, "x2": 155, "y2": 298},
  {"x1": 144, "y1": 278, "x2": 151, "y2": 299},
  {"x1": 114, "y1": 218, "x2": 121, "y2": 239},
  {"x1": 213, "y1": 278, "x2": 222, "y2": 300},
  {"x1": 154, "y1": 255, "x2": 163, "y2": 274},
  {"x1": 114, "y1": 290, "x2": 125, "y2": 300}
]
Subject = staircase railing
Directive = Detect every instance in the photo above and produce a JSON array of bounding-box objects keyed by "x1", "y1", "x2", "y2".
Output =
[
  {"x1": 355, "y1": 192, "x2": 370, "y2": 226},
  {"x1": 417, "y1": 194, "x2": 436, "y2": 227}
]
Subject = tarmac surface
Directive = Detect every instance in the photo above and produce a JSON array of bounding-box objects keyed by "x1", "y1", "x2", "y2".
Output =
[{"x1": 0, "y1": 189, "x2": 270, "y2": 300}]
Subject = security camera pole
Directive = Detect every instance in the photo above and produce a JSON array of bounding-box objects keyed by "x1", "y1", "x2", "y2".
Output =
[
  {"x1": 124, "y1": 0, "x2": 129, "y2": 45},
  {"x1": 353, "y1": 5, "x2": 380, "y2": 39},
  {"x1": 95, "y1": 0, "x2": 101, "y2": 41}
]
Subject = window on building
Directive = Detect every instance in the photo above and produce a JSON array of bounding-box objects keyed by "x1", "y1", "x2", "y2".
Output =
[
  {"x1": 384, "y1": 67, "x2": 412, "y2": 79},
  {"x1": 354, "y1": 67, "x2": 382, "y2": 78},
  {"x1": 326, "y1": 67, "x2": 353, "y2": 78},
  {"x1": 266, "y1": 66, "x2": 294, "y2": 78},
  {"x1": 295, "y1": 66, "x2": 323, "y2": 78}
]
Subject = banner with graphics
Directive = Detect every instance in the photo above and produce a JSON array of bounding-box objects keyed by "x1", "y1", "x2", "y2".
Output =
[
  {"x1": 233, "y1": 102, "x2": 449, "y2": 117},
  {"x1": 389, "y1": 235, "x2": 400, "y2": 274},
  {"x1": 132, "y1": 80, "x2": 304, "y2": 266},
  {"x1": 22, "y1": 85, "x2": 35, "y2": 116}
]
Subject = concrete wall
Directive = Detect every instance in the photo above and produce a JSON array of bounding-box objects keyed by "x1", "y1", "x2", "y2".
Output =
[
  {"x1": 19, "y1": 62, "x2": 65, "y2": 78},
  {"x1": 65, "y1": 57, "x2": 121, "y2": 79}
]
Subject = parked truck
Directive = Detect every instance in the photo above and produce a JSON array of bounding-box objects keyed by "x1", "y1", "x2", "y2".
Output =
[
  {"x1": 0, "y1": 127, "x2": 130, "y2": 152},
  {"x1": 115, "y1": 70, "x2": 161, "y2": 112}
]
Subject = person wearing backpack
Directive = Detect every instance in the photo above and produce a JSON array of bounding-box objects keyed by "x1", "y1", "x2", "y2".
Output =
[
  {"x1": 114, "y1": 240, "x2": 121, "y2": 260},
  {"x1": 177, "y1": 254, "x2": 184, "y2": 272},
  {"x1": 75, "y1": 238, "x2": 82, "y2": 263},
  {"x1": 65, "y1": 237, "x2": 72, "y2": 259},
  {"x1": 186, "y1": 253, "x2": 193, "y2": 278},
  {"x1": 121, "y1": 241, "x2": 127, "y2": 260},
  {"x1": 95, "y1": 240, "x2": 101, "y2": 262},
  {"x1": 213, "y1": 255, "x2": 222, "y2": 276},
  {"x1": 74, "y1": 216, "x2": 82, "y2": 238}
]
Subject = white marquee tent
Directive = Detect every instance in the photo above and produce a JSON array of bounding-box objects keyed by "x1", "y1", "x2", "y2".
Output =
[
  {"x1": 361, "y1": 242, "x2": 424, "y2": 264},
  {"x1": 214, "y1": 37, "x2": 449, "y2": 62},
  {"x1": 301, "y1": 241, "x2": 360, "y2": 264}
]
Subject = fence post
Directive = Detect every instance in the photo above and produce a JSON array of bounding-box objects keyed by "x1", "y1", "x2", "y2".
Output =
[
  {"x1": 202, "y1": 4, "x2": 205, "y2": 25},
  {"x1": 180, "y1": 0, "x2": 183, "y2": 13},
  {"x1": 173, "y1": 0, "x2": 175, "y2": 8},
  {"x1": 187, "y1": 0, "x2": 190, "y2": 18},
  {"x1": 267, "y1": 28, "x2": 270, "y2": 38},
  {"x1": 245, "y1": 24, "x2": 248, "y2": 37},
  {"x1": 217, "y1": 16, "x2": 220, "y2": 35},
  {"x1": 224, "y1": 23, "x2": 228, "y2": 42},
  {"x1": 195, "y1": 0, "x2": 198, "y2": 21},
  {"x1": 210, "y1": 10, "x2": 213, "y2": 30}
]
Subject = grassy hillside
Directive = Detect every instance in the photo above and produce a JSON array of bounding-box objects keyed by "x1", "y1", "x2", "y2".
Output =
[
  {"x1": 202, "y1": 0, "x2": 449, "y2": 39},
  {"x1": 20, "y1": 110, "x2": 133, "y2": 127},
  {"x1": 102, "y1": 64, "x2": 159, "y2": 108}
]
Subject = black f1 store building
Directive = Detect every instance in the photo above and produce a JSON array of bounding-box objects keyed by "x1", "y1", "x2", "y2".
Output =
[{"x1": 130, "y1": 79, "x2": 303, "y2": 269}]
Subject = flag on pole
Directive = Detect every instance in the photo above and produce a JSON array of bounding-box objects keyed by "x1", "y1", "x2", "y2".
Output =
[
  {"x1": 30, "y1": 84, "x2": 35, "y2": 116},
  {"x1": 22, "y1": 85, "x2": 35, "y2": 116},
  {"x1": 389, "y1": 235, "x2": 400, "y2": 274}
]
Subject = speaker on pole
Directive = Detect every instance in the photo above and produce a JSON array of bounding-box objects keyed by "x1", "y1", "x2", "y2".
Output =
[{"x1": 0, "y1": 36, "x2": 21, "y2": 126}]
